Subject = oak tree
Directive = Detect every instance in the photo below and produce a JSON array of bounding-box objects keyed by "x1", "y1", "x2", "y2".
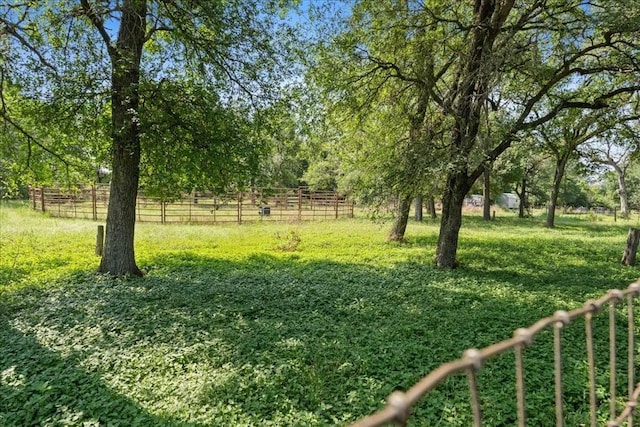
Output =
[{"x1": 2, "y1": 0, "x2": 297, "y2": 275}]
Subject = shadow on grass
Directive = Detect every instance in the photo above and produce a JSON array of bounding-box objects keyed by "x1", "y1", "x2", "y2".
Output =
[
  {"x1": 0, "y1": 315, "x2": 192, "y2": 426},
  {"x1": 16, "y1": 253, "x2": 640, "y2": 425},
  {"x1": 3, "y1": 249, "x2": 629, "y2": 425},
  {"x1": 459, "y1": 213, "x2": 636, "y2": 235},
  {"x1": 409, "y1": 215, "x2": 639, "y2": 299}
]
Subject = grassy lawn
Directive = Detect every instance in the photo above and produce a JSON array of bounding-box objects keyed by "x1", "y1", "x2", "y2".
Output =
[{"x1": 1, "y1": 201, "x2": 639, "y2": 426}]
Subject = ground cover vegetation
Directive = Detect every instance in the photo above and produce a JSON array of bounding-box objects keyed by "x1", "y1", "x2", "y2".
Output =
[
  {"x1": 3, "y1": 1, "x2": 640, "y2": 422},
  {"x1": 2, "y1": 202, "x2": 640, "y2": 425}
]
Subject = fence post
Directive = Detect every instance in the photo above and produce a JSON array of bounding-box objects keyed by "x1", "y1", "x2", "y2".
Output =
[
  {"x1": 40, "y1": 187, "x2": 46, "y2": 212},
  {"x1": 238, "y1": 192, "x2": 242, "y2": 224},
  {"x1": 585, "y1": 310, "x2": 597, "y2": 427},
  {"x1": 553, "y1": 311, "x2": 568, "y2": 427},
  {"x1": 30, "y1": 186, "x2": 36, "y2": 210},
  {"x1": 608, "y1": 296, "x2": 620, "y2": 422},
  {"x1": 298, "y1": 187, "x2": 302, "y2": 221},
  {"x1": 334, "y1": 192, "x2": 339, "y2": 219},
  {"x1": 95, "y1": 225, "x2": 104, "y2": 256},
  {"x1": 91, "y1": 185, "x2": 98, "y2": 221},
  {"x1": 627, "y1": 291, "x2": 636, "y2": 426},
  {"x1": 137, "y1": 193, "x2": 141, "y2": 222}
]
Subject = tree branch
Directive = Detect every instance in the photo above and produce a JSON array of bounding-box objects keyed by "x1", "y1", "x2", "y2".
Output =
[
  {"x1": 79, "y1": 0, "x2": 117, "y2": 57},
  {"x1": 1, "y1": 20, "x2": 58, "y2": 73},
  {"x1": 1, "y1": 111, "x2": 72, "y2": 168}
]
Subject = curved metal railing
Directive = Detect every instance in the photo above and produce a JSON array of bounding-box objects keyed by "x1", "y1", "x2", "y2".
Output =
[{"x1": 350, "y1": 281, "x2": 640, "y2": 427}]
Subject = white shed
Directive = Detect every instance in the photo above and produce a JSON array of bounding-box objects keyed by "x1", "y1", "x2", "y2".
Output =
[{"x1": 497, "y1": 193, "x2": 519, "y2": 210}]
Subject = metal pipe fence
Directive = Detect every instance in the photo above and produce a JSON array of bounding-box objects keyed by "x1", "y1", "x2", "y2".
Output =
[
  {"x1": 28, "y1": 185, "x2": 354, "y2": 224},
  {"x1": 351, "y1": 282, "x2": 640, "y2": 427}
]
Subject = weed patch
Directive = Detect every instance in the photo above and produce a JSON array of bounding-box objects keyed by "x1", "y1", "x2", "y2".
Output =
[{"x1": 273, "y1": 229, "x2": 302, "y2": 252}]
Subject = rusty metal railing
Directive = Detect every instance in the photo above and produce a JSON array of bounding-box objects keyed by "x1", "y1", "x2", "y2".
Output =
[
  {"x1": 28, "y1": 185, "x2": 355, "y2": 224},
  {"x1": 350, "y1": 281, "x2": 640, "y2": 427}
]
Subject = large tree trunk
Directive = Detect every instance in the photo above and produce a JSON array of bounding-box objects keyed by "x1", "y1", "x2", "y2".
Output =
[
  {"x1": 99, "y1": 141, "x2": 142, "y2": 275},
  {"x1": 613, "y1": 164, "x2": 630, "y2": 219},
  {"x1": 433, "y1": 0, "x2": 514, "y2": 268},
  {"x1": 621, "y1": 228, "x2": 640, "y2": 266},
  {"x1": 98, "y1": 0, "x2": 146, "y2": 276},
  {"x1": 516, "y1": 176, "x2": 526, "y2": 218},
  {"x1": 415, "y1": 196, "x2": 423, "y2": 221},
  {"x1": 482, "y1": 166, "x2": 491, "y2": 220},
  {"x1": 427, "y1": 197, "x2": 437, "y2": 219},
  {"x1": 436, "y1": 173, "x2": 470, "y2": 268},
  {"x1": 546, "y1": 154, "x2": 569, "y2": 229},
  {"x1": 389, "y1": 194, "x2": 413, "y2": 242}
]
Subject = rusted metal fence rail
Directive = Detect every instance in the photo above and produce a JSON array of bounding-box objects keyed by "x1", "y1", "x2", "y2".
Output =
[
  {"x1": 351, "y1": 282, "x2": 640, "y2": 427},
  {"x1": 28, "y1": 185, "x2": 354, "y2": 224}
]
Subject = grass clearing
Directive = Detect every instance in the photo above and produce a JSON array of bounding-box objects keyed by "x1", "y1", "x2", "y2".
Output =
[{"x1": 1, "y1": 201, "x2": 639, "y2": 426}]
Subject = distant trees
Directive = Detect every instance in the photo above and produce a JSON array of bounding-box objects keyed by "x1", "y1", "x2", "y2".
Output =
[
  {"x1": 0, "y1": 82, "x2": 110, "y2": 195},
  {"x1": 310, "y1": 0, "x2": 447, "y2": 239},
  {"x1": 598, "y1": 162, "x2": 640, "y2": 213},
  {"x1": 138, "y1": 80, "x2": 265, "y2": 199},
  {"x1": 584, "y1": 116, "x2": 640, "y2": 218},
  {"x1": 535, "y1": 110, "x2": 609, "y2": 228}
]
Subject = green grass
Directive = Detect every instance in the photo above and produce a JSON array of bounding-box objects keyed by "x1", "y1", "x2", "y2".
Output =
[{"x1": 1, "y1": 201, "x2": 640, "y2": 426}]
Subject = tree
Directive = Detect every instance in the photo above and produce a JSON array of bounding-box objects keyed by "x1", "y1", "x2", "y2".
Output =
[
  {"x1": 584, "y1": 116, "x2": 640, "y2": 218},
  {"x1": 2, "y1": 1, "x2": 298, "y2": 275},
  {"x1": 311, "y1": 0, "x2": 452, "y2": 240},
  {"x1": 0, "y1": 79, "x2": 110, "y2": 195},
  {"x1": 431, "y1": 1, "x2": 640, "y2": 266},
  {"x1": 534, "y1": 109, "x2": 615, "y2": 227},
  {"x1": 257, "y1": 95, "x2": 312, "y2": 189},
  {"x1": 138, "y1": 80, "x2": 265, "y2": 199},
  {"x1": 314, "y1": 0, "x2": 640, "y2": 267}
]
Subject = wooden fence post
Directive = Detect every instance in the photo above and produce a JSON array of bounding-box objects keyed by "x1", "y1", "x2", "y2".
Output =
[
  {"x1": 237, "y1": 193, "x2": 242, "y2": 224},
  {"x1": 621, "y1": 228, "x2": 640, "y2": 266},
  {"x1": 91, "y1": 185, "x2": 98, "y2": 221},
  {"x1": 137, "y1": 193, "x2": 141, "y2": 222},
  {"x1": 40, "y1": 187, "x2": 46, "y2": 212},
  {"x1": 30, "y1": 186, "x2": 36, "y2": 210},
  {"x1": 96, "y1": 225, "x2": 104, "y2": 257},
  {"x1": 298, "y1": 187, "x2": 302, "y2": 221}
]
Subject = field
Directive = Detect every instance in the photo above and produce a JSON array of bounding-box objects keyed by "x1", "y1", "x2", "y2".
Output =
[{"x1": 1, "y1": 201, "x2": 640, "y2": 426}]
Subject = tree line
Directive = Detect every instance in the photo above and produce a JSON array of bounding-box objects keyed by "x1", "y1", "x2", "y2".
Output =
[{"x1": 2, "y1": 1, "x2": 640, "y2": 274}]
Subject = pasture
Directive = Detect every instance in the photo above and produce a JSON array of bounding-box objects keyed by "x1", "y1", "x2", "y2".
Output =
[{"x1": 1, "y1": 202, "x2": 639, "y2": 426}]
